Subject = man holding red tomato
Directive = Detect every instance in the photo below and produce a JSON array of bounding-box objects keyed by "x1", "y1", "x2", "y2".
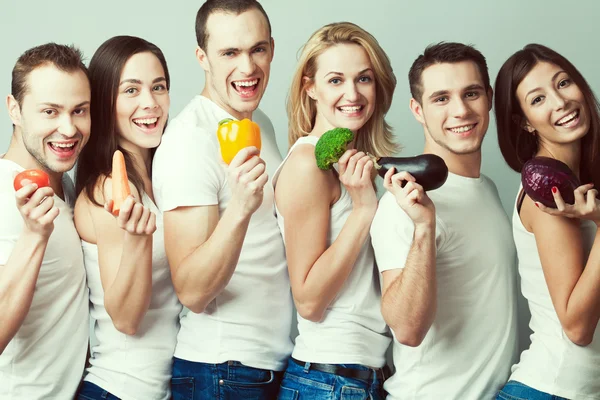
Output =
[
  {"x1": 152, "y1": 1, "x2": 293, "y2": 399},
  {"x1": 0, "y1": 43, "x2": 91, "y2": 399}
]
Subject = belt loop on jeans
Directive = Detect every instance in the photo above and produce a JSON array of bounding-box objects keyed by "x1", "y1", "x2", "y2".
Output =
[
  {"x1": 302, "y1": 361, "x2": 311, "y2": 374},
  {"x1": 291, "y1": 357, "x2": 385, "y2": 383}
]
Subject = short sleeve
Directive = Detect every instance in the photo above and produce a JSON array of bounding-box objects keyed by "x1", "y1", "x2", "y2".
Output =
[
  {"x1": 0, "y1": 191, "x2": 23, "y2": 266},
  {"x1": 152, "y1": 120, "x2": 224, "y2": 212},
  {"x1": 370, "y1": 192, "x2": 445, "y2": 273},
  {"x1": 370, "y1": 192, "x2": 416, "y2": 273}
]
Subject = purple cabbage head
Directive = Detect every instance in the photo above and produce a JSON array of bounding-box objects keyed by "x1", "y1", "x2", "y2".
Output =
[{"x1": 521, "y1": 156, "x2": 580, "y2": 208}]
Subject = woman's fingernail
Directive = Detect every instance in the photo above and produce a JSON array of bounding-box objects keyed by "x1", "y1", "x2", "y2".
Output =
[
  {"x1": 535, "y1": 203, "x2": 539, "y2": 208},
  {"x1": 552, "y1": 187, "x2": 557, "y2": 194}
]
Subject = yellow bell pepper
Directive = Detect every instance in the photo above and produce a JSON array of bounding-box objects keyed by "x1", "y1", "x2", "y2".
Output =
[{"x1": 216, "y1": 118, "x2": 262, "y2": 164}]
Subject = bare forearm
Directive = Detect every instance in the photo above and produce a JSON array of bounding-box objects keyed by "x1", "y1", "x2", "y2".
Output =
[
  {"x1": 104, "y1": 234, "x2": 153, "y2": 335},
  {"x1": 382, "y1": 224, "x2": 436, "y2": 346},
  {"x1": 173, "y1": 206, "x2": 251, "y2": 312},
  {"x1": 563, "y1": 230, "x2": 600, "y2": 344},
  {"x1": 0, "y1": 232, "x2": 47, "y2": 353},
  {"x1": 296, "y1": 208, "x2": 374, "y2": 320}
]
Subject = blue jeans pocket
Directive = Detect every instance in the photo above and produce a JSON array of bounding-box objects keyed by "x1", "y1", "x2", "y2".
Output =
[
  {"x1": 341, "y1": 385, "x2": 368, "y2": 400},
  {"x1": 171, "y1": 377, "x2": 195, "y2": 400},
  {"x1": 221, "y1": 368, "x2": 275, "y2": 388},
  {"x1": 278, "y1": 386, "x2": 299, "y2": 400},
  {"x1": 279, "y1": 372, "x2": 334, "y2": 399},
  {"x1": 497, "y1": 392, "x2": 529, "y2": 400}
]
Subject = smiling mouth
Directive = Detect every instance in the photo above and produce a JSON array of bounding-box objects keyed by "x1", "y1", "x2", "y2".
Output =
[
  {"x1": 555, "y1": 110, "x2": 579, "y2": 126},
  {"x1": 338, "y1": 105, "x2": 364, "y2": 115},
  {"x1": 231, "y1": 79, "x2": 259, "y2": 97},
  {"x1": 133, "y1": 117, "x2": 159, "y2": 129},
  {"x1": 47, "y1": 140, "x2": 78, "y2": 157},
  {"x1": 447, "y1": 123, "x2": 477, "y2": 134}
]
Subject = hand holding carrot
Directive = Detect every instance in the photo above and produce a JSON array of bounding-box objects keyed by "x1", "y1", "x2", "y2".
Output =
[
  {"x1": 105, "y1": 197, "x2": 156, "y2": 236},
  {"x1": 107, "y1": 150, "x2": 156, "y2": 236}
]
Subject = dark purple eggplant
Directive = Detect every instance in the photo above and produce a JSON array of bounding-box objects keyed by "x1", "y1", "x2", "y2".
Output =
[
  {"x1": 372, "y1": 154, "x2": 449, "y2": 191},
  {"x1": 521, "y1": 156, "x2": 580, "y2": 207}
]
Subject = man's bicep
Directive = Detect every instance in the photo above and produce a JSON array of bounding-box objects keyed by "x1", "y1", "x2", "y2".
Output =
[{"x1": 163, "y1": 205, "x2": 219, "y2": 270}]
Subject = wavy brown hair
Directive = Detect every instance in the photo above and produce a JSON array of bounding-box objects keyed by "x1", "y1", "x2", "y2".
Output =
[
  {"x1": 494, "y1": 43, "x2": 600, "y2": 187},
  {"x1": 287, "y1": 22, "x2": 398, "y2": 157},
  {"x1": 75, "y1": 35, "x2": 170, "y2": 206}
]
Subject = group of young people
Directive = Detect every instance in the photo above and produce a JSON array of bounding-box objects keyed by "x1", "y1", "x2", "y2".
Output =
[{"x1": 1, "y1": 0, "x2": 599, "y2": 399}]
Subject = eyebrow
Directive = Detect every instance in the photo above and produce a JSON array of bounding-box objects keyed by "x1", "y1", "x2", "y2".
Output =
[
  {"x1": 119, "y1": 77, "x2": 167, "y2": 86},
  {"x1": 218, "y1": 40, "x2": 270, "y2": 53},
  {"x1": 324, "y1": 68, "x2": 372, "y2": 78},
  {"x1": 428, "y1": 84, "x2": 486, "y2": 100},
  {"x1": 38, "y1": 101, "x2": 90, "y2": 109},
  {"x1": 524, "y1": 70, "x2": 566, "y2": 99}
]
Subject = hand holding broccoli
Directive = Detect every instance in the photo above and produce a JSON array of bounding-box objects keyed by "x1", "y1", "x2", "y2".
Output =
[
  {"x1": 314, "y1": 128, "x2": 355, "y2": 170},
  {"x1": 338, "y1": 150, "x2": 377, "y2": 213}
]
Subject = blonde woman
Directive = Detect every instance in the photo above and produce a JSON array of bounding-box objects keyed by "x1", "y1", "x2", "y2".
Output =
[{"x1": 272, "y1": 22, "x2": 396, "y2": 400}]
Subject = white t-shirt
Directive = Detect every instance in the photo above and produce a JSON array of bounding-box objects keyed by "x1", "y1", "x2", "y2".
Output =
[
  {"x1": 371, "y1": 172, "x2": 518, "y2": 400},
  {"x1": 0, "y1": 158, "x2": 89, "y2": 400},
  {"x1": 152, "y1": 95, "x2": 293, "y2": 371},
  {"x1": 272, "y1": 136, "x2": 391, "y2": 368},
  {"x1": 509, "y1": 186, "x2": 600, "y2": 399},
  {"x1": 82, "y1": 194, "x2": 182, "y2": 400}
]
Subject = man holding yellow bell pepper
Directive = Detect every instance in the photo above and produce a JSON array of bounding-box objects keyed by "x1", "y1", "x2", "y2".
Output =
[{"x1": 152, "y1": 1, "x2": 293, "y2": 399}]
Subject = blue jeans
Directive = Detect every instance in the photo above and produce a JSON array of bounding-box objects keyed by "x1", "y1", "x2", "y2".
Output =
[
  {"x1": 171, "y1": 357, "x2": 283, "y2": 400},
  {"x1": 76, "y1": 381, "x2": 120, "y2": 400},
  {"x1": 278, "y1": 357, "x2": 386, "y2": 400},
  {"x1": 496, "y1": 381, "x2": 569, "y2": 400}
]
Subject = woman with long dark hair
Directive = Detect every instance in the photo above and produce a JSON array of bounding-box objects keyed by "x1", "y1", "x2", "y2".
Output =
[
  {"x1": 494, "y1": 43, "x2": 600, "y2": 399},
  {"x1": 74, "y1": 35, "x2": 181, "y2": 400}
]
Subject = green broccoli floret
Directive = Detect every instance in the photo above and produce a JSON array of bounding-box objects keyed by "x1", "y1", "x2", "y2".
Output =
[{"x1": 314, "y1": 128, "x2": 355, "y2": 170}]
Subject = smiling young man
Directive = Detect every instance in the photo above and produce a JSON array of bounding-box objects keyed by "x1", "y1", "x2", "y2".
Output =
[
  {"x1": 151, "y1": 1, "x2": 292, "y2": 399},
  {"x1": 0, "y1": 43, "x2": 90, "y2": 399},
  {"x1": 370, "y1": 42, "x2": 518, "y2": 399}
]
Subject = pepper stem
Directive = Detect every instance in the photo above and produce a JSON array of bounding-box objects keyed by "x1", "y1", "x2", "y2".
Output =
[{"x1": 218, "y1": 118, "x2": 233, "y2": 126}]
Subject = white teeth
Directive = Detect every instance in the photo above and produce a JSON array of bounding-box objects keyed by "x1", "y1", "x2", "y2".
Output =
[
  {"x1": 52, "y1": 142, "x2": 75, "y2": 148},
  {"x1": 449, "y1": 125, "x2": 474, "y2": 133},
  {"x1": 134, "y1": 117, "x2": 158, "y2": 125},
  {"x1": 234, "y1": 79, "x2": 258, "y2": 87},
  {"x1": 339, "y1": 106, "x2": 362, "y2": 113},
  {"x1": 557, "y1": 111, "x2": 578, "y2": 125}
]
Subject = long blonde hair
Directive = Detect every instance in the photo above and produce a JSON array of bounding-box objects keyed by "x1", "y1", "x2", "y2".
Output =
[{"x1": 287, "y1": 22, "x2": 399, "y2": 157}]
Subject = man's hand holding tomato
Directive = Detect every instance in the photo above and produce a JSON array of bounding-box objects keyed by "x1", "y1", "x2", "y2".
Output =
[{"x1": 13, "y1": 171, "x2": 59, "y2": 239}]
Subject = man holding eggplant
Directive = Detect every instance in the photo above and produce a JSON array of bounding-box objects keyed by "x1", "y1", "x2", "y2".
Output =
[{"x1": 370, "y1": 42, "x2": 518, "y2": 399}]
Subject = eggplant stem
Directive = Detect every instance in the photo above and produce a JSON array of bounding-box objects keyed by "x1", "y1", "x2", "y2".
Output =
[{"x1": 366, "y1": 152, "x2": 382, "y2": 170}]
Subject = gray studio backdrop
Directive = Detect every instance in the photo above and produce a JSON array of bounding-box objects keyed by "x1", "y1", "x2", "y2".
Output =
[{"x1": 2, "y1": 0, "x2": 600, "y2": 363}]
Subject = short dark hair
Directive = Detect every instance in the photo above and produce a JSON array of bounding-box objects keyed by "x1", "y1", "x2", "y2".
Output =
[
  {"x1": 75, "y1": 35, "x2": 170, "y2": 205},
  {"x1": 11, "y1": 43, "x2": 88, "y2": 106},
  {"x1": 494, "y1": 43, "x2": 600, "y2": 187},
  {"x1": 195, "y1": 0, "x2": 272, "y2": 50},
  {"x1": 408, "y1": 42, "x2": 490, "y2": 103}
]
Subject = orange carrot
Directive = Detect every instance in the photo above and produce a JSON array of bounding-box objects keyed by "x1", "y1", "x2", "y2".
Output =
[{"x1": 111, "y1": 150, "x2": 131, "y2": 216}]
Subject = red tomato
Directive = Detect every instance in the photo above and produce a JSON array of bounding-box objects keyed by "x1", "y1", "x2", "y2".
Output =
[{"x1": 13, "y1": 169, "x2": 51, "y2": 191}]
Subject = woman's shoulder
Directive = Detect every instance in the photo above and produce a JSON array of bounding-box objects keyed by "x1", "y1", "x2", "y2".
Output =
[
  {"x1": 276, "y1": 143, "x2": 336, "y2": 208},
  {"x1": 74, "y1": 174, "x2": 141, "y2": 230},
  {"x1": 281, "y1": 143, "x2": 332, "y2": 183}
]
